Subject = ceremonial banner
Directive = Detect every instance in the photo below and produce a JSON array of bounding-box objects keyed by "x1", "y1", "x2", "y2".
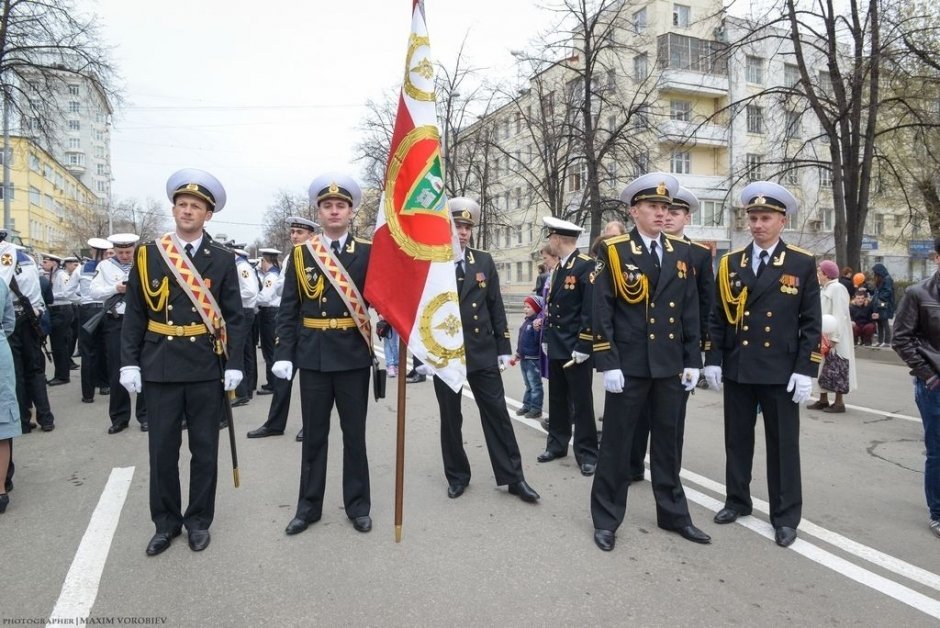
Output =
[{"x1": 364, "y1": 0, "x2": 465, "y2": 392}]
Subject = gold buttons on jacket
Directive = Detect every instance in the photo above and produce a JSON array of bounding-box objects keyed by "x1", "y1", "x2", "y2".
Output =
[
  {"x1": 742, "y1": 340, "x2": 749, "y2": 346},
  {"x1": 649, "y1": 334, "x2": 655, "y2": 340},
  {"x1": 669, "y1": 317, "x2": 675, "y2": 323},
  {"x1": 650, "y1": 318, "x2": 655, "y2": 324},
  {"x1": 669, "y1": 302, "x2": 675, "y2": 308},
  {"x1": 742, "y1": 325, "x2": 749, "y2": 331},
  {"x1": 767, "y1": 312, "x2": 773, "y2": 318},
  {"x1": 167, "y1": 305, "x2": 173, "y2": 311},
  {"x1": 744, "y1": 310, "x2": 750, "y2": 317},
  {"x1": 765, "y1": 326, "x2": 771, "y2": 332},
  {"x1": 668, "y1": 333, "x2": 675, "y2": 339},
  {"x1": 764, "y1": 342, "x2": 771, "y2": 347}
]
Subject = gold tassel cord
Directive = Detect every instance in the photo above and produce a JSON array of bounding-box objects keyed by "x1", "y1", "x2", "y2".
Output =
[
  {"x1": 138, "y1": 245, "x2": 169, "y2": 313},
  {"x1": 293, "y1": 246, "x2": 324, "y2": 300},
  {"x1": 607, "y1": 243, "x2": 649, "y2": 305},
  {"x1": 717, "y1": 255, "x2": 747, "y2": 326}
]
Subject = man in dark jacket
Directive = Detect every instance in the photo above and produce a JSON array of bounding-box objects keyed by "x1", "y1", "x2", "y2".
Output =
[{"x1": 891, "y1": 237, "x2": 940, "y2": 538}]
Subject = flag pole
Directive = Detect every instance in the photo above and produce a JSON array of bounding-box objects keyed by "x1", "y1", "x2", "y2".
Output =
[{"x1": 394, "y1": 334, "x2": 408, "y2": 542}]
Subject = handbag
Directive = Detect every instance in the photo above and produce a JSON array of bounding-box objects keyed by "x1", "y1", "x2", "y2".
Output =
[
  {"x1": 372, "y1": 358, "x2": 387, "y2": 400},
  {"x1": 818, "y1": 351, "x2": 849, "y2": 394}
]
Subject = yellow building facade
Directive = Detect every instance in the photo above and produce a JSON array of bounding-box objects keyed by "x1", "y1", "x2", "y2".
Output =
[{"x1": 1, "y1": 135, "x2": 97, "y2": 253}]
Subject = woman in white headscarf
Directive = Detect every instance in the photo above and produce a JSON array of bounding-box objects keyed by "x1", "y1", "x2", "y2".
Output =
[
  {"x1": 0, "y1": 278, "x2": 21, "y2": 513},
  {"x1": 808, "y1": 260, "x2": 857, "y2": 412}
]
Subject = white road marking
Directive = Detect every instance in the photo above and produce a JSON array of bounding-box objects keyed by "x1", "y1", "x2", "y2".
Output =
[{"x1": 46, "y1": 466, "x2": 135, "y2": 628}]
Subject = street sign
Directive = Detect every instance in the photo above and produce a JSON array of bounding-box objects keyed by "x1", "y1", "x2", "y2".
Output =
[
  {"x1": 908, "y1": 239, "x2": 936, "y2": 259},
  {"x1": 860, "y1": 236, "x2": 879, "y2": 251}
]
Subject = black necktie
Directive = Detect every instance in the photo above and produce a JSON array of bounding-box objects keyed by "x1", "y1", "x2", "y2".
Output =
[
  {"x1": 456, "y1": 260, "x2": 465, "y2": 282},
  {"x1": 331, "y1": 240, "x2": 341, "y2": 256},
  {"x1": 757, "y1": 250, "x2": 768, "y2": 277},
  {"x1": 184, "y1": 243, "x2": 194, "y2": 259},
  {"x1": 650, "y1": 240, "x2": 661, "y2": 268}
]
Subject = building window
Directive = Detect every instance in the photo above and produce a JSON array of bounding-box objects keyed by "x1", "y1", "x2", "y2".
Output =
[
  {"x1": 785, "y1": 110, "x2": 801, "y2": 138},
  {"x1": 96, "y1": 163, "x2": 107, "y2": 176},
  {"x1": 633, "y1": 8, "x2": 647, "y2": 33},
  {"x1": 29, "y1": 186, "x2": 41, "y2": 206},
  {"x1": 633, "y1": 104, "x2": 650, "y2": 129},
  {"x1": 69, "y1": 153, "x2": 85, "y2": 166},
  {"x1": 634, "y1": 151, "x2": 650, "y2": 176},
  {"x1": 746, "y1": 105, "x2": 763, "y2": 134},
  {"x1": 634, "y1": 54, "x2": 648, "y2": 81},
  {"x1": 0, "y1": 184, "x2": 12, "y2": 200},
  {"x1": 821, "y1": 208, "x2": 833, "y2": 231},
  {"x1": 784, "y1": 63, "x2": 800, "y2": 87},
  {"x1": 29, "y1": 153, "x2": 41, "y2": 172},
  {"x1": 43, "y1": 194, "x2": 55, "y2": 210},
  {"x1": 745, "y1": 55, "x2": 764, "y2": 84},
  {"x1": 68, "y1": 101, "x2": 80, "y2": 113},
  {"x1": 874, "y1": 213, "x2": 884, "y2": 236},
  {"x1": 68, "y1": 137, "x2": 81, "y2": 149},
  {"x1": 671, "y1": 151, "x2": 691, "y2": 174},
  {"x1": 819, "y1": 70, "x2": 833, "y2": 94},
  {"x1": 785, "y1": 167, "x2": 799, "y2": 186},
  {"x1": 514, "y1": 187, "x2": 522, "y2": 209},
  {"x1": 68, "y1": 120, "x2": 80, "y2": 131},
  {"x1": 670, "y1": 100, "x2": 692, "y2": 121},
  {"x1": 515, "y1": 225, "x2": 523, "y2": 244},
  {"x1": 691, "y1": 201, "x2": 724, "y2": 227},
  {"x1": 515, "y1": 112, "x2": 522, "y2": 134},
  {"x1": 68, "y1": 84, "x2": 80, "y2": 96},
  {"x1": 745, "y1": 153, "x2": 762, "y2": 181},
  {"x1": 819, "y1": 167, "x2": 832, "y2": 188},
  {"x1": 673, "y1": 4, "x2": 690, "y2": 27}
]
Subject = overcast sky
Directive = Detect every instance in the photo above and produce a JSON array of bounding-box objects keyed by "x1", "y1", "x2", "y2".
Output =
[{"x1": 92, "y1": 0, "x2": 551, "y2": 243}]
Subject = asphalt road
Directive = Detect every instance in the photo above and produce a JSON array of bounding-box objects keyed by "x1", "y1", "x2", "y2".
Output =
[{"x1": 3, "y1": 345, "x2": 937, "y2": 627}]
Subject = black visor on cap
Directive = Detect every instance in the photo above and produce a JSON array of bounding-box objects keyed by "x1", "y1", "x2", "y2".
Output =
[
  {"x1": 745, "y1": 195, "x2": 787, "y2": 213},
  {"x1": 174, "y1": 183, "x2": 216, "y2": 208},
  {"x1": 317, "y1": 184, "x2": 353, "y2": 205}
]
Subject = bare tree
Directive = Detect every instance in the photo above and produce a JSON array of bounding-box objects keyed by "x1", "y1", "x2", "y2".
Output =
[
  {"x1": 111, "y1": 198, "x2": 170, "y2": 243},
  {"x1": 0, "y1": 0, "x2": 118, "y2": 146},
  {"x1": 260, "y1": 190, "x2": 311, "y2": 254}
]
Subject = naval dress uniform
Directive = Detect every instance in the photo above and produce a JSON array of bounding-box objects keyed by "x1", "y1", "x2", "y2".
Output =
[
  {"x1": 429, "y1": 199, "x2": 538, "y2": 501},
  {"x1": 629, "y1": 187, "x2": 716, "y2": 478},
  {"x1": 0, "y1": 241, "x2": 55, "y2": 432},
  {"x1": 47, "y1": 256, "x2": 78, "y2": 383},
  {"x1": 232, "y1": 250, "x2": 259, "y2": 405},
  {"x1": 91, "y1": 235, "x2": 147, "y2": 432},
  {"x1": 705, "y1": 182, "x2": 821, "y2": 544},
  {"x1": 77, "y1": 239, "x2": 113, "y2": 402},
  {"x1": 121, "y1": 170, "x2": 245, "y2": 541},
  {"x1": 256, "y1": 257, "x2": 281, "y2": 392},
  {"x1": 276, "y1": 232, "x2": 373, "y2": 525},
  {"x1": 540, "y1": 218, "x2": 599, "y2": 470}
]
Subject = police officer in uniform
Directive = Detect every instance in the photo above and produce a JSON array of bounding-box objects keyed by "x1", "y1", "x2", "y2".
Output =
[
  {"x1": 628, "y1": 186, "x2": 715, "y2": 480},
  {"x1": 43, "y1": 253, "x2": 77, "y2": 385},
  {"x1": 255, "y1": 247, "x2": 281, "y2": 396},
  {"x1": 77, "y1": 239, "x2": 113, "y2": 403},
  {"x1": 0, "y1": 235, "x2": 55, "y2": 432},
  {"x1": 536, "y1": 216, "x2": 599, "y2": 475},
  {"x1": 247, "y1": 215, "x2": 318, "y2": 439},
  {"x1": 121, "y1": 168, "x2": 245, "y2": 556},
  {"x1": 590, "y1": 173, "x2": 709, "y2": 551},
  {"x1": 231, "y1": 245, "x2": 259, "y2": 407},
  {"x1": 704, "y1": 181, "x2": 821, "y2": 548},
  {"x1": 276, "y1": 173, "x2": 374, "y2": 537},
  {"x1": 417, "y1": 198, "x2": 540, "y2": 503},
  {"x1": 92, "y1": 233, "x2": 148, "y2": 433}
]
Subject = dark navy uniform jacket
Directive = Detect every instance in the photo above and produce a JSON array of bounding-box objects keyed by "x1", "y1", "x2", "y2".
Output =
[
  {"x1": 122, "y1": 233, "x2": 245, "y2": 382},
  {"x1": 457, "y1": 248, "x2": 512, "y2": 373},
  {"x1": 688, "y1": 238, "x2": 716, "y2": 351},
  {"x1": 705, "y1": 240, "x2": 822, "y2": 385},
  {"x1": 544, "y1": 249, "x2": 594, "y2": 360},
  {"x1": 592, "y1": 228, "x2": 701, "y2": 378}
]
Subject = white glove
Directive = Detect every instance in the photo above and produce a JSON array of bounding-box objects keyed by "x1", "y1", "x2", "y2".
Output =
[
  {"x1": 498, "y1": 355, "x2": 513, "y2": 370},
  {"x1": 603, "y1": 369, "x2": 625, "y2": 393},
  {"x1": 787, "y1": 373, "x2": 813, "y2": 404},
  {"x1": 272, "y1": 360, "x2": 293, "y2": 380},
  {"x1": 541, "y1": 342, "x2": 548, "y2": 355},
  {"x1": 223, "y1": 369, "x2": 243, "y2": 392},
  {"x1": 416, "y1": 364, "x2": 434, "y2": 376},
  {"x1": 681, "y1": 368, "x2": 700, "y2": 392},
  {"x1": 119, "y1": 366, "x2": 142, "y2": 394},
  {"x1": 571, "y1": 351, "x2": 589, "y2": 364},
  {"x1": 703, "y1": 365, "x2": 722, "y2": 392}
]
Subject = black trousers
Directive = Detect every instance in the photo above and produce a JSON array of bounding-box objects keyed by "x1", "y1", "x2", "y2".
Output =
[
  {"x1": 432, "y1": 366, "x2": 525, "y2": 488},
  {"x1": 78, "y1": 303, "x2": 106, "y2": 400},
  {"x1": 545, "y1": 358, "x2": 598, "y2": 465},
  {"x1": 262, "y1": 368, "x2": 296, "y2": 432},
  {"x1": 629, "y1": 389, "x2": 692, "y2": 477},
  {"x1": 591, "y1": 375, "x2": 692, "y2": 532},
  {"x1": 249, "y1": 313, "x2": 260, "y2": 392},
  {"x1": 9, "y1": 316, "x2": 54, "y2": 430},
  {"x1": 234, "y1": 308, "x2": 256, "y2": 400},
  {"x1": 258, "y1": 307, "x2": 277, "y2": 388},
  {"x1": 104, "y1": 316, "x2": 146, "y2": 425},
  {"x1": 722, "y1": 379, "x2": 802, "y2": 529},
  {"x1": 295, "y1": 368, "x2": 370, "y2": 522},
  {"x1": 146, "y1": 379, "x2": 223, "y2": 533},
  {"x1": 49, "y1": 305, "x2": 74, "y2": 381},
  {"x1": 68, "y1": 304, "x2": 79, "y2": 359}
]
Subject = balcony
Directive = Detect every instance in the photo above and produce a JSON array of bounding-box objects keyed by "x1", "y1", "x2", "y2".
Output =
[
  {"x1": 658, "y1": 69, "x2": 729, "y2": 97},
  {"x1": 657, "y1": 119, "x2": 729, "y2": 148},
  {"x1": 64, "y1": 150, "x2": 86, "y2": 175}
]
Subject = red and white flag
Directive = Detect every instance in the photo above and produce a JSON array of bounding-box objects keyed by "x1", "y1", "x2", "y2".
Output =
[{"x1": 364, "y1": 0, "x2": 465, "y2": 392}]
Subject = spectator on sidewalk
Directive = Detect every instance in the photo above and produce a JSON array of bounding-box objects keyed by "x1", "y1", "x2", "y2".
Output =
[
  {"x1": 850, "y1": 289, "x2": 876, "y2": 346},
  {"x1": 512, "y1": 295, "x2": 544, "y2": 419},
  {"x1": 808, "y1": 260, "x2": 856, "y2": 413},
  {"x1": 871, "y1": 263, "x2": 895, "y2": 347}
]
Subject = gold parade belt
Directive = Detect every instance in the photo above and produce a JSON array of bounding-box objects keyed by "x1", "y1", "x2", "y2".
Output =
[
  {"x1": 303, "y1": 316, "x2": 357, "y2": 330},
  {"x1": 147, "y1": 320, "x2": 210, "y2": 337}
]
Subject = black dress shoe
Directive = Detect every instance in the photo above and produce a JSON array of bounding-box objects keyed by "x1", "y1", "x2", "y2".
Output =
[
  {"x1": 507, "y1": 480, "x2": 540, "y2": 503},
  {"x1": 447, "y1": 483, "x2": 467, "y2": 499},
  {"x1": 580, "y1": 462, "x2": 597, "y2": 476},
  {"x1": 4, "y1": 478, "x2": 12, "y2": 492},
  {"x1": 247, "y1": 426, "x2": 284, "y2": 438},
  {"x1": 629, "y1": 473, "x2": 645, "y2": 483},
  {"x1": 99, "y1": 387, "x2": 110, "y2": 395},
  {"x1": 405, "y1": 372, "x2": 426, "y2": 383},
  {"x1": 108, "y1": 423, "x2": 128, "y2": 434},
  {"x1": 594, "y1": 529, "x2": 615, "y2": 551},
  {"x1": 40, "y1": 424, "x2": 55, "y2": 432},
  {"x1": 187, "y1": 528, "x2": 211, "y2": 551},
  {"x1": 285, "y1": 517, "x2": 311, "y2": 536},
  {"x1": 672, "y1": 525, "x2": 711, "y2": 544},
  {"x1": 714, "y1": 507, "x2": 747, "y2": 524},
  {"x1": 775, "y1": 526, "x2": 798, "y2": 547},
  {"x1": 81, "y1": 397, "x2": 94, "y2": 403},
  {"x1": 352, "y1": 515, "x2": 372, "y2": 532},
  {"x1": 47, "y1": 378, "x2": 69, "y2": 386},
  {"x1": 219, "y1": 420, "x2": 229, "y2": 430},
  {"x1": 140, "y1": 422, "x2": 149, "y2": 432},
  {"x1": 145, "y1": 529, "x2": 181, "y2": 556},
  {"x1": 536, "y1": 450, "x2": 566, "y2": 463},
  {"x1": 230, "y1": 397, "x2": 249, "y2": 408},
  {"x1": 70, "y1": 363, "x2": 80, "y2": 370},
  {"x1": 295, "y1": 428, "x2": 304, "y2": 442},
  {"x1": 256, "y1": 388, "x2": 274, "y2": 396},
  {"x1": 0, "y1": 493, "x2": 9, "y2": 514}
]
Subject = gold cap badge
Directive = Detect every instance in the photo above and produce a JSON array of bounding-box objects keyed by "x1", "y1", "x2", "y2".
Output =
[
  {"x1": 328, "y1": 182, "x2": 339, "y2": 194},
  {"x1": 656, "y1": 182, "x2": 667, "y2": 196}
]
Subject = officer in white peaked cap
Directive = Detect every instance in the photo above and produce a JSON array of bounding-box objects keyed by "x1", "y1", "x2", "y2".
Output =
[
  {"x1": 166, "y1": 168, "x2": 227, "y2": 213},
  {"x1": 307, "y1": 173, "x2": 361, "y2": 210}
]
